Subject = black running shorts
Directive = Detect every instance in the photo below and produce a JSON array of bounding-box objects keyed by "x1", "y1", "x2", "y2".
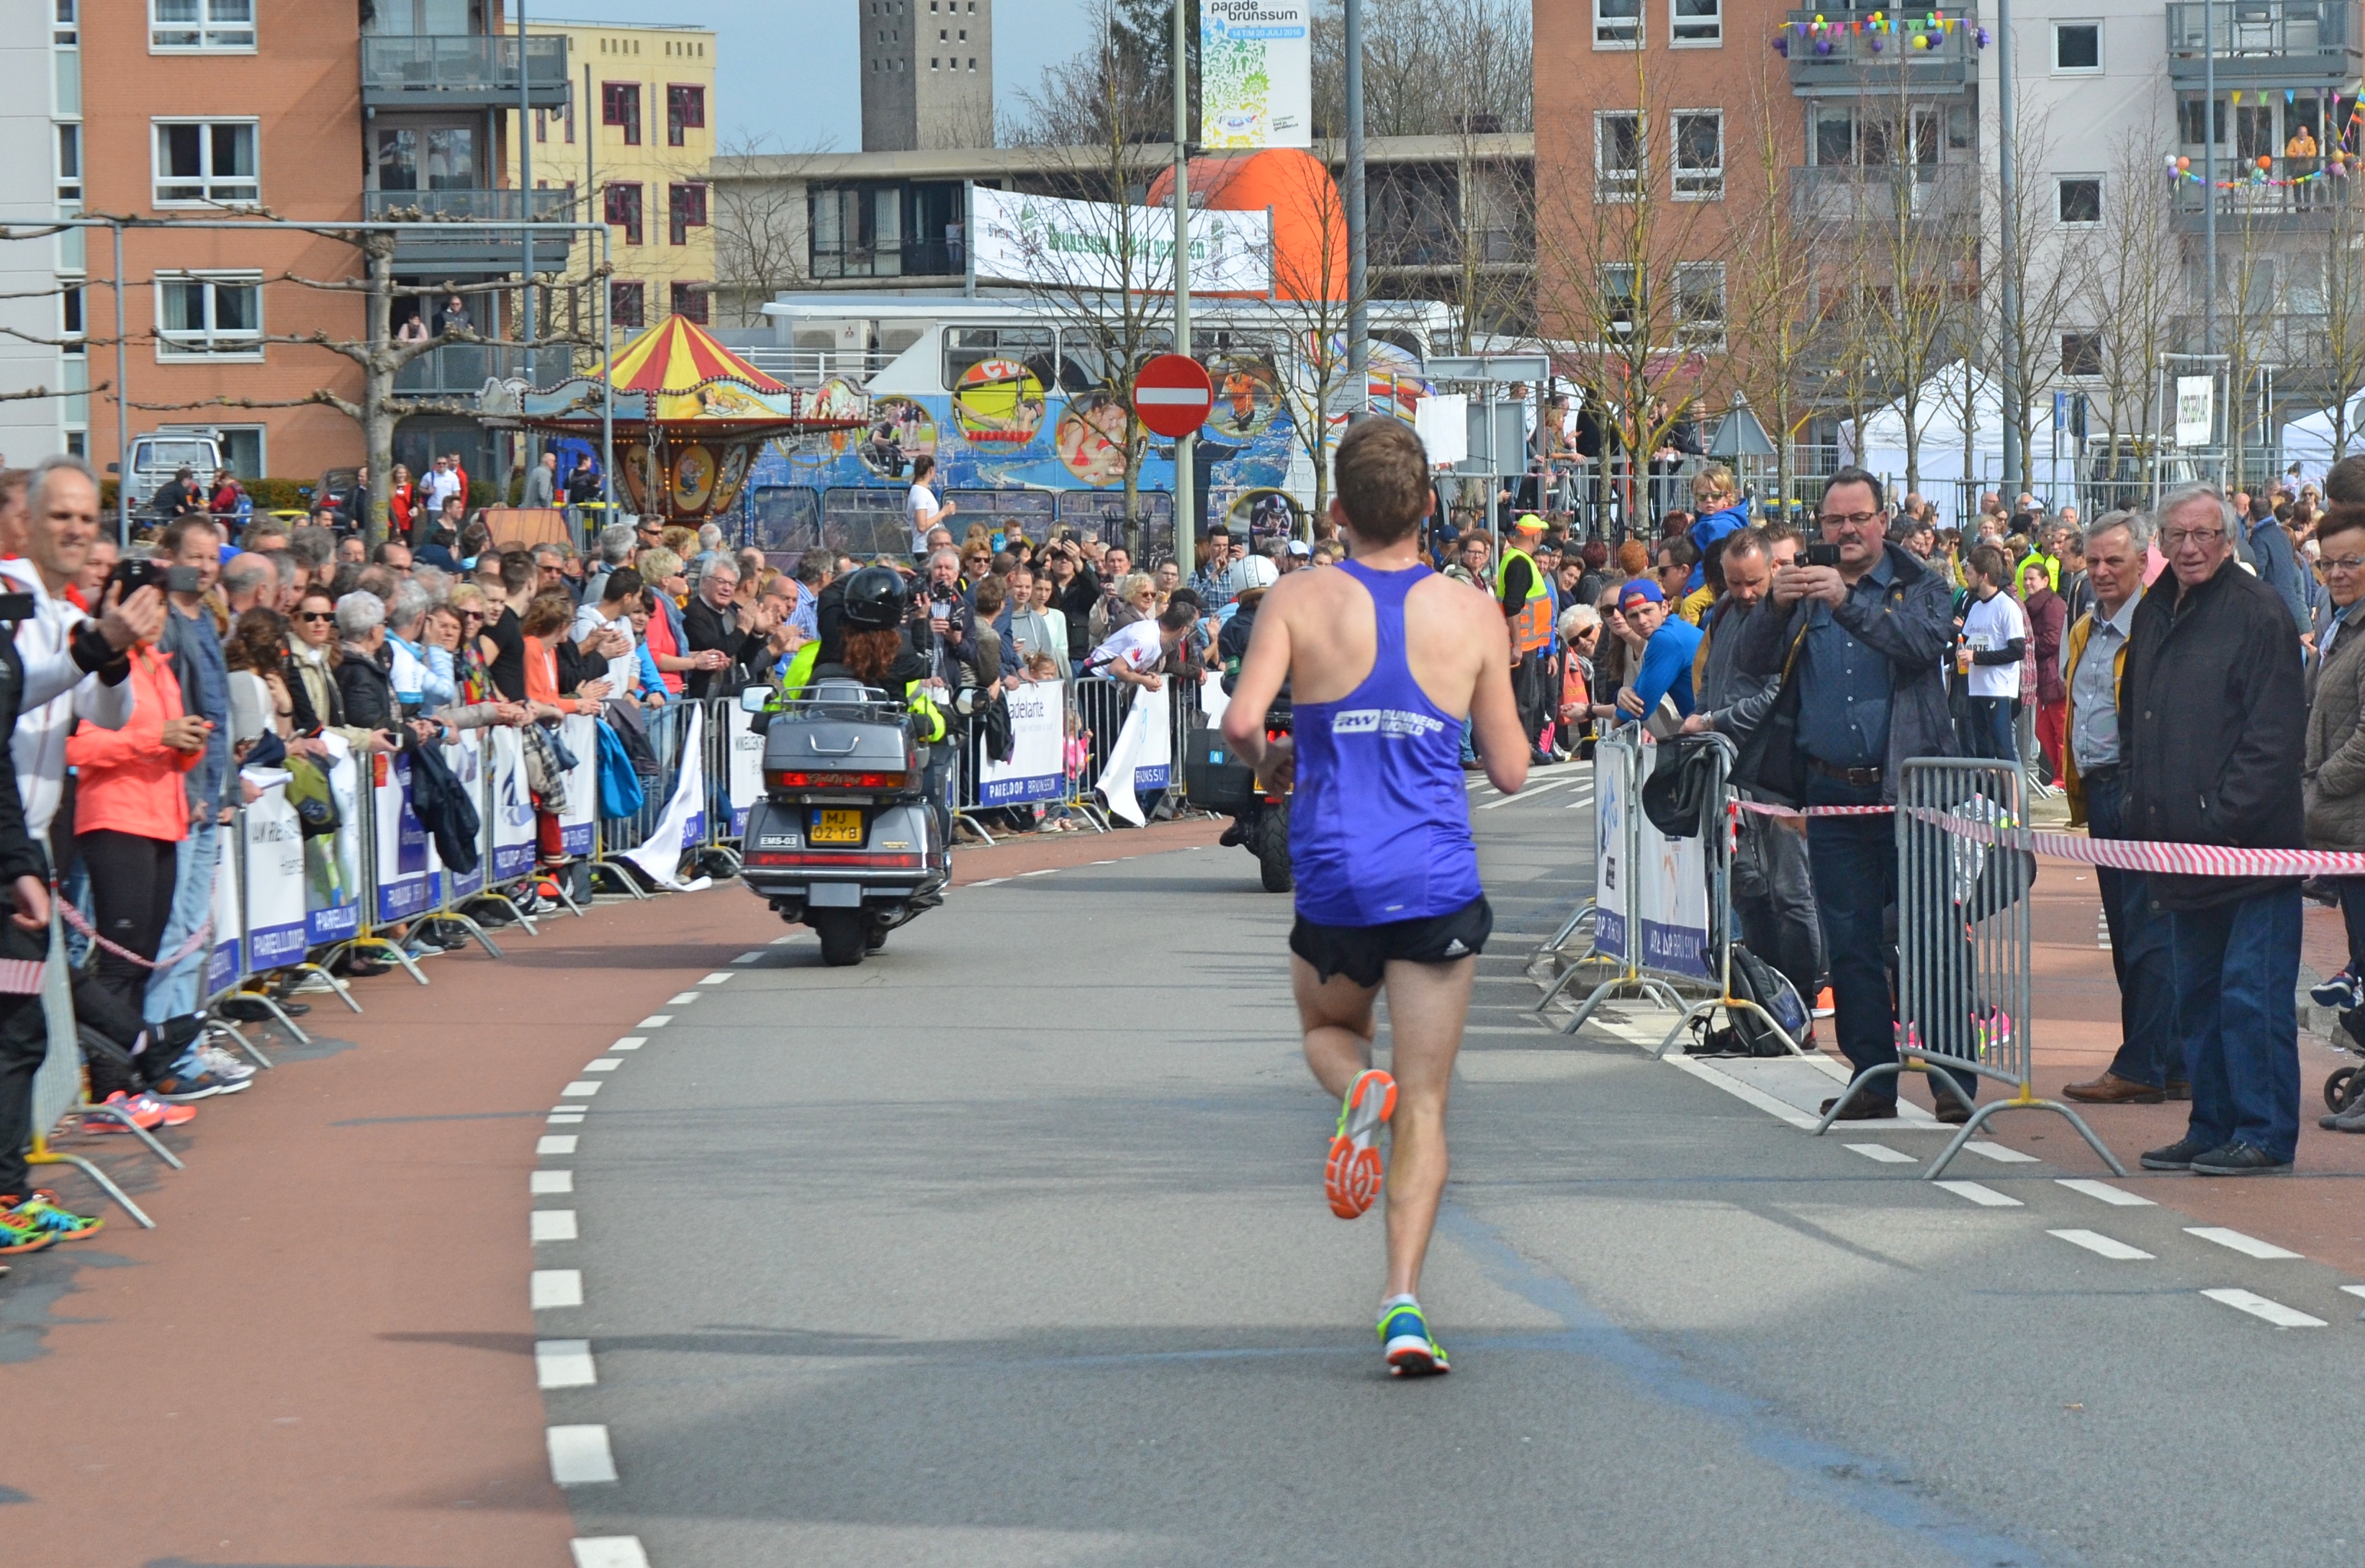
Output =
[{"x1": 1289, "y1": 895, "x2": 1495, "y2": 989}]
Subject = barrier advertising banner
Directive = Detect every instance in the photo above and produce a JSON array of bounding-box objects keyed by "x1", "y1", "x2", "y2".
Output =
[
  {"x1": 1095, "y1": 682, "x2": 1172, "y2": 825},
  {"x1": 305, "y1": 735, "x2": 363, "y2": 946},
  {"x1": 1594, "y1": 746, "x2": 1629, "y2": 961},
  {"x1": 243, "y1": 777, "x2": 310, "y2": 970},
  {"x1": 970, "y1": 186, "x2": 1272, "y2": 294},
  {"x1": 204, "y1": 836, "x2": 241, "y2": 998},
  {"x1": 373, "y1": 753, "x2": 436, "y2": 923},
  {"x1": 978, "y1": 679, "x2": 1066, "y2": 804},
  {"x1": 557, "y1": 714, "x2": 599, "y2": 857},
  {"x1": 623, "y1": 703, "x2": 712, "y2": 892},
  {"x1": 441, "y1": 730, "x2": 487, "y2": 901},
  {"x1": 486, "y1": 726, "x2": 537, "y2": 882},
  {"x1": 724, "y1": 701, "x2": 765, "y2": 835},
  {"x1": 1634, "y1": 762, "x2": 1712, "y2": 978},
  {"x1": 1201, "y1": 0, "x2": 1312, "y2": 149}
]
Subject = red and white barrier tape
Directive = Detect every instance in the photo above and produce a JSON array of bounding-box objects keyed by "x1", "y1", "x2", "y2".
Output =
[
  {"x1": 58, "y1": 901, "x2": 212, "y2": 973},
  {"x1": 1735, "y1": 796, "x2": 2365, "y2": 878}
]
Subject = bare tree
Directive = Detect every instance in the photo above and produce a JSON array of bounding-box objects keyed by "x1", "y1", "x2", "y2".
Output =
[
  {"x1": 1310, "y1": 0, "x2": 1532, "y2": 138},
  {"x1": 1011, "y1": 0, "x2": 1172, "y2": 147},
  {"x1": 1251, "y1": 153, "x2": 1367, "y2": 525},
  {"x1": 708, "y1": 134, "x2": 826, "y2": 327},
  {"x1": 1984, "y1": 104, "x2": 2078, "y2": 494},
  {"x1": 2076, "y1": 132, "x2": 2179, "y2": 508}
]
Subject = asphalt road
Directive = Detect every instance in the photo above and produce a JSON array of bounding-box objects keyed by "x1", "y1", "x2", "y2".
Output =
[{"x1": 536, "y1": 770, "x2": 2365, "y2": 1568}]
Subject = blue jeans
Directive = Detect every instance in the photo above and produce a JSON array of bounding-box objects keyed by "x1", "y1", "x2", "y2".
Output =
[
  {"x1": 2084, "y1": 770, "x2": 2181, "y2": 1088},
  {"x1": 2168, "y1": 886, "x2": 2302, "y2": 1163},
  {"x1": 1805, "y1": 772, "x2": 1976, "y2": 1107},
  {"x1": 143, "y1": 821, "x2": 217, "y2": 1029},
  {"x1": 1967, "y1": 695, "x2": 2016, "y2": 762}
]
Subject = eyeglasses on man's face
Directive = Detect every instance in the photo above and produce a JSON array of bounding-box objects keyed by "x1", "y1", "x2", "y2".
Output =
[
  {"x1": 1816, "y1": 510, "x2": 1883, "y2": 530},
  {"x1": 2163, "y1": 527, "x2": 2226, "y2": 549}
]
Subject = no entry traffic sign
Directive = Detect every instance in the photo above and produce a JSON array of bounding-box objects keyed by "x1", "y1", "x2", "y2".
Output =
[{"x1": 1132, "y1": 353, "x2": 1215, "y2": 438}]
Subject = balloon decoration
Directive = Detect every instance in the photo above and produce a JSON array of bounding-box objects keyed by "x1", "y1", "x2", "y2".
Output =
[
  {"x1": 2161, "y1": 85, "x2": 2365, "y2": 190},
  {"x1": 1770, "y1": 9, "x2": 1989, "y2": 56}
]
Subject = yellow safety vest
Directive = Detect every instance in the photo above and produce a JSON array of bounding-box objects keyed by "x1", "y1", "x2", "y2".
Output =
[{"x1": 1497, "y1": 546, "x2": 1552, "y2": 655}]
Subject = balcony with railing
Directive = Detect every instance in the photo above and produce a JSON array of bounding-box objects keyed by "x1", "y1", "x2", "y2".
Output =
[
  {"x1": 361, "y1": 34, "x2": 569, "y2": 108},
  {"x1": 392, "y1": 343, "x2": 575, "y2": 400},
  {"x1": 808, "y1": 236, "x2": 966, "y2": 281},
  {"x1": 1790, "y1": 163, "x2": 1980, "y2": 227},
  {"x1": 2167, "y1": 153, "x2": 2359, "y2": 228},
  {"x1": 2166, "y1": 0, "x2": 2361, "y2": 86},
  {"x1": 366, "y1": 188, "x2": 576, "y2": 269},
  {"x1": 1780, "y1": 9, "x2": 1981, "y2": 96}
]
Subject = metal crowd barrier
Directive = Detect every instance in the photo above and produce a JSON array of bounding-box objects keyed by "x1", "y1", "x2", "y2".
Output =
[
  {"x1": 1814, "y1": 757, "x2": 2125, "y2": 1179},
  {"x1": 941, "y1": 674, "x2": 1208, "y2": 842}
]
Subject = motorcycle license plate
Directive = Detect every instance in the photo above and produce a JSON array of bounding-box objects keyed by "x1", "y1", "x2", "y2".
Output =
[{"x1": 811, "y1": 808, "x2": 863, "y2": 845}]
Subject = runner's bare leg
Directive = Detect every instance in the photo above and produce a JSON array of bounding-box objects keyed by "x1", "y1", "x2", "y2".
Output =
[{"x1": 1294, "y1": 952, "x2": 1478, "y2": 1299}]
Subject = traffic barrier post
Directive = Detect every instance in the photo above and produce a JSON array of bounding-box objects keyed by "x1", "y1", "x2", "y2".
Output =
[
  {"x1": 1543, "y1": 727, "x2": 1689, "y2": 1027},
  {"x1": 1814, "y1": 757, "x2": 2126, "y2": 1179}
]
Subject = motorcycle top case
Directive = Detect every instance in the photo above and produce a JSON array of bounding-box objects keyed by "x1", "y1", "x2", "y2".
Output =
[
  {"x1": 1184, "y1": 724, "x2": 1261, "y2": 814},
  {"x1": 762, "y1": 708, "x2": 916, "y2": 793}
]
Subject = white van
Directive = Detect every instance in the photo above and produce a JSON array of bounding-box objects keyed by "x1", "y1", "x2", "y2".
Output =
[{"x1": 118, "y1": 430, "x2": 224, "y2": 515}]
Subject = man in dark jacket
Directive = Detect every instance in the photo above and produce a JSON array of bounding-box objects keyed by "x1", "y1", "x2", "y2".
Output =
[
  {"x1": 1734, "y1": 468, "x2": 1964, "y2": 1119},
  {"x1": 2125, "y1": 484, "x2": 2308, "y2": 1176},
  {"x1": 2245, "y1": 492, "x2": 2312, "y2": 635},
  {"x1": 681, "y1": 554, "x2": 768, "y2": 700}
]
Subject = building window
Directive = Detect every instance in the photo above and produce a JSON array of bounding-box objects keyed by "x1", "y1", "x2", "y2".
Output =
[
  {"x1": 1595, "y1": 0, "x2": 1640, "y2": 47},
  {"x1": 153, "y1": 120, "x2": 258, "y2": 206},
  {"x1": 56, "y1": 124, "x2": 80, "y2": 204},
  {"x1": 669, "y1": 181, "x2": 708, "y2": 245},
  {"x1": 1600, "y1": 265, "x2": 1640, "y2": 337},
  {"x1": 2053, "y1": 22, "x2": 2100, "y2": 71},
  {"x1": 150, "y1": 0, "x2": 253, "y2": 52},
  {"x1": 53, "y1": 0, "x2": 76, "y2": 48},
  {"x1": 1675, "y1": 262, "x2": 1726, "y2": 348},
  {"x1": 667, "y1": 84, "x2": 705, "y2": 146},
  {"x1": 540, "y1": 85, "x2": 577, "y2": 145},
  {"x1": 670, "y1": 281, "x2": 709, "y2": 323},
  {"x1": 2061, "y1": 332, "x2": 2103, "y2": 378},
  {"x1": 611, "y1": 281, "x2": 645, "y2": 329},
  {"x1": 603, "y1": 82, "x2": 642, "y2": 144},
  {"x1": 604, "y1": 183, "x2": 644, "y2": 245},
  {"x1": 215, "y1": 425, "x2": 264, "y2": 478},
  {"x1": 61, "y1": 286, "x2": 83, "y2": 355},
  {"x1": 2057, "y1": 176, "x2": 2102, "y2": 225},
  {"x1": 1672, "y1": 0, "x2": 1720, "y2": 45},
  {"x1": 1595, "y1": 112, "x2": 1643, "y2": 199},
  {"x1": 155, "y1": 271, "x2": 261, "y2": 358},
  {"x1": 2179, "y1": 96, "x2": 2227, "y2": 145},
  {"x1": 1673, "y1": 112, "x2": 1723, "y2": 199}
]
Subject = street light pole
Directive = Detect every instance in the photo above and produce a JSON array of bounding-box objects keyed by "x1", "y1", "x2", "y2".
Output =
[
  {"x1": 518, "y1": 0, "x2": 534, "y2": 345},
  {"x1": 1173, "y1": 0, "x2": 1194, "y2": 580},
  {"x1": 1345, "y1": 0, "x2": 1368, "y2": 420},
  {"x1": 2203, "y1": 0, "x2": 2218, "y2": 361},
  {"x1": 1998, "y1": 0, "x2": 2022, "y2": 492}
]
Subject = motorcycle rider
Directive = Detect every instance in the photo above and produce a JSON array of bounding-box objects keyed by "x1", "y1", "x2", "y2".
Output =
[
  {"x1": 1217, "y1": 554, "x2": 1284, "y2": 849},
  {"x1": 777, "y1": 565, "x2": 947, "y2": 757}
]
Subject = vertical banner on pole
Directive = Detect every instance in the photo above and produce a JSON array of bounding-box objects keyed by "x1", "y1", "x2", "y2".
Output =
[
  {"x1": 305, "y1": 735, "x2": 364, "y2": 947},
  {"x1": 622, "y1": 703, "x2": 711, "y2": 891},
  {"x1": 243, "y1": 778, "x2": 310, "y2": 970},
  {"x1": 373, "y1": 752, "x2": 436, "y2": 923},
  {"x1": 978, "y1": 680, "x2": 1066, "y2": 805},
  {"x1": 1200, "y1": 0, "x2": 1312, "y2": 148},
  {"x1": 1631, "y1": 739, "x2": 1712, "y2": 979},
  {"x1": 1594, "y1": 744, "x2": 1629, "y2": 961},
  {"x1": 205, "y1": 828, "x2": 242, "y2": 998},
  {"x1": 487, "y1": 726, "x2": 538, "y2": 881},
  {"x1": 440, "y1": 730, "x2": 487, "y2": 903},
  {"x1": 557, "y1": 714, "x2": 599, "y2": 857},
  {"x1": 725, "y1": 700, "x2": 765, "y2": 836}
]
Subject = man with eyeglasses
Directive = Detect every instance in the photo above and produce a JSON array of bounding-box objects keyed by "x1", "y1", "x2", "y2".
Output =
[
  {"x1": 2307, "y1": 503, "x2": 2365, "y2": 1131},
  {"x1": 2124, "y1": 483, "x2": 2307, "y2": 1176},
  {"x1": 1733, "y1": 466, "x2": 1965, "y2": 1122}
]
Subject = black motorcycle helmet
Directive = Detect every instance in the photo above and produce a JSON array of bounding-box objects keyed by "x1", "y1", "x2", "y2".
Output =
[{"x1": 839, "y1": 564, "x2": 911, "y2": 631}]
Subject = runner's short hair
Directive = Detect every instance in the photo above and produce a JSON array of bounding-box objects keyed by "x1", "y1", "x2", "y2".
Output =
[
  {"x1": 1965, "y1": 544, "x2": 2008, "y2": 585},
  {"x1": 1333, "y1": 418, "x2": 1431, "y2": 544}
]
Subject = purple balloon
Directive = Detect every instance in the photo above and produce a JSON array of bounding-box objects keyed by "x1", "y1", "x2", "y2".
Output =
[
  {"x1": 1774, "y1": 34, "x2": 1790, "y2": 52},
  {"x1": 1816, "y1": 35, "x2": 1833, "y2": 52}
]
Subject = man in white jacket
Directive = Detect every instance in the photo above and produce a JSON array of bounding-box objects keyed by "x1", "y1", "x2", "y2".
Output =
[{"x1": 0, "y1": 456, "x2": 162, "y2": 1239}]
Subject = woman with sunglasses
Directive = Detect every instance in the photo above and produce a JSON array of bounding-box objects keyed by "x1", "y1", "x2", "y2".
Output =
[{"x1": 284, "y1": 589, "x2": 401, "y2": 758}]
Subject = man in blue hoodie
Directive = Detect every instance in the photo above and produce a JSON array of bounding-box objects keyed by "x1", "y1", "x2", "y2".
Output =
[{"x1": 1687, "y1": 464, "x2": 1750, "y2": 591}]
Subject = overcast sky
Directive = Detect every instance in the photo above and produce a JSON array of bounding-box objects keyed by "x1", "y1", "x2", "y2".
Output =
[{"x1": 542, "y1": 0, "x2": 1094, "y2": 150}]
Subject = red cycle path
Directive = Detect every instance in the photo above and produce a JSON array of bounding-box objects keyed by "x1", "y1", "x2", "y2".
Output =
[{"x1": 0, "y1": 818, "x2": 1222, "y2": 1568}]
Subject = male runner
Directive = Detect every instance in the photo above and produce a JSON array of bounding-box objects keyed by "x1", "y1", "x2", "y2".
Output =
[{"x1": 1222, "y1": 418, "x2": 1528, "y2": 1376}]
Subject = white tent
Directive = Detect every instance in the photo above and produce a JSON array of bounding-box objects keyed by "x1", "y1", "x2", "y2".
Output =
[
  {"x1": 1839, "y1": 361, "x2": 2009, "y2": 494},
  {"x1": 2279, "y1": 392, "x2": 2365, "y2": 486}
]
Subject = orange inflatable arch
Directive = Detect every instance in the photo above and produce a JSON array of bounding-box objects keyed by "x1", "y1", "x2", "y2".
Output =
[{"x1": 1144, "y1": 147, "x2": 1349, "y2": 302}]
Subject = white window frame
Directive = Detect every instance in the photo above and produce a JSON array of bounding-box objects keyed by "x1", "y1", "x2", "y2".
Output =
[
  {"x1": 154, "y1": 270, "x2": 262, "y2": 361},
  {"x1": 1670, "y1": 0, "x2": 1721, "y2": 47},
  {"x1": 1600, "y1": 264, "x2": 1641, "y2": 338},
  {"x1": 2056, "y1": 174, "x2": 2103, "y2": 226},
  {"x1": 2060, "y1": 331, "x2": 2104, "y2": 379},
  {"x1": 149, "y1": 0, "x2": 255, "y2": 53},
  {"x1": 1675, "y1": 261, "x2": 1726, "y2": 350},
  {"x1": 1596, "y1": 112, "x2": 1644, "y2": 200},
  {"x1": 2052, "y1": 20, "x2": 2102, "y2": 73},
  {"x1": 1594, "y1": 0, "x2": 1641, "y2": 49},
  {"x1": 1672, "y1": 110, "x2": 1724, "y2": 199},
  {"x1": 55, "y1": 123, "x2": 81, "y2": 206},
  {"x1": 152, "y1": 118, "x2": 258, "y2": 207}
]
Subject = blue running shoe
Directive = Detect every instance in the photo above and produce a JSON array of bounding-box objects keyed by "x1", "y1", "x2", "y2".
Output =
[
  {"x1": 2312, "y1": 968, "x2": 2361, "y2": 1009},
  {"x1": 1377, "y1": 1296, "x2": 1449, "y2": 1377}
]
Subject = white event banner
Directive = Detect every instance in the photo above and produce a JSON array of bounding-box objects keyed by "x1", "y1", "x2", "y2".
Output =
[
  {"x1": 978, "y1": 680, "x2": 1066, "y2": 806},
  {"x1": 970, "y1": 186, "x2": 1271, "y2": 294},
  {"x1": 1201, "y1": 0, "x2": 1312, "y2": 148}
]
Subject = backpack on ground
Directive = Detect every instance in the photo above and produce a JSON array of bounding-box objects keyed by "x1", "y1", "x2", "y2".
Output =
[{"x1": 1685, "y1": 943, "x2": 1811, "y2": 1058}]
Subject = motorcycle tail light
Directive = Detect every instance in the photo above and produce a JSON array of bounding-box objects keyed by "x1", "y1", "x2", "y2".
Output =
[
  {"x1": 744, "y1": 850, "x2": 922, "y2": 868},
  {"x1": 765, "y1": 770, "x2": 909, "y2": 790}
]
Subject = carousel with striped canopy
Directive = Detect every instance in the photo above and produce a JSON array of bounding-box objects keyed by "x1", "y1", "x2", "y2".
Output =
[{"x1": 510, "y1": 315, "x2": 866, "y2": 523}]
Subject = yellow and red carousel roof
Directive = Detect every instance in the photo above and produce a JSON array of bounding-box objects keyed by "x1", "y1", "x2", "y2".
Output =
[{"x1": 518, "y1": 316, "x2": 864, "y2": 433}]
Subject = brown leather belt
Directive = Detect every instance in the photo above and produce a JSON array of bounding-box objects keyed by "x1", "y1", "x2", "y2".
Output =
[{"x1": 1806, "y1": 757, "x2": 1883, "y2": 788}]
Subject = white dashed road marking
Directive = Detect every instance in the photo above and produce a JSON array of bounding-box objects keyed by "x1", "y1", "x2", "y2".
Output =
[
  {"x1": 537, "y1": 1135, "x2": 578, "y2": 1156},
  {"x1": 546, "y1": 1112, "x2": 584, "y2": 1126},
  {"x1": 1962, "y1": 1140, "x2": 2039, "y2": 1163},
  {"x1": 610, "y1": 1036, "x2": 647, "y2": 1051},
  {"x1": 583, "y1": 1060, "x2": 620, "y2": 1073},
  {"x1": 701, "y1": 972, "x2": 734, "y2": 984},
  {"x1": 531, "y1": 1210, "x2": 578, "y2": 1243},
  {"x1": 2048, "y1": 1228, "x2": 2155, "y2": 1261},
  {"x1": 667, "y1": 991, "x2": 703, "y2": 1004},
  {"x1": 532, "y1": 1269, "x2": 583, "y2": 1309},
  {"x1": 1019, "y1": 868, "x2": 1057, "y2": 877},
  {"x1": 2202, "y1": 1288, "x2": 2326, "y2": 1328},
  {"x1": 561, "y1": 1081, "x2": 603, "y2": 1097},
  {"x1": 2057, "y1": 1178, "x2": 2153, "y2": 1206},
  {"x1": 2186, "y1": 1226, "x2": 2304, "y2": 1261},
  {"x1": 636, "y1": 1015, "x2": 671, "y2": 1028},
  {"x1": 536, "y1": 1339, "x2": 598, "y2": 1389},
  {"x1": 547, "y1": 1424, "x2": 619, "y2": 1484},
  {"x1": 970, "y1": 877, "x2": 1009, "y2": 886},
  {"x1": 1477, "y1": 778, "x2": 1574, "y2": 809},
  {"x1": 531, "y1": 1171, "x2": 573, "y2": 1194},
  {"x1": 1844, "y1": 1143, "x2": 1917, "y2": 1164},
  {"x1": 770, "y1": 934, "x2": 795, "y2": 944},
  {"x1": 733, "y1": 951, "x2": 765, "y2": 963},
  {"x1": 1933, "y1": 1180, "x2": 2023, "y2": 1207},
  {"x1": 572, "y1": 1538, "x2": 651, "y2": 1568}
]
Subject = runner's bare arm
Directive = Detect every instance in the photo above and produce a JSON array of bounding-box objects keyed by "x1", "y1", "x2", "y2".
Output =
[
  {"x1": 1467, "y1": 603, "x2": 1528, "y2": 796},
  {"x1": 1221, "y1": 581, "x2": 1296, "y2": 771}
]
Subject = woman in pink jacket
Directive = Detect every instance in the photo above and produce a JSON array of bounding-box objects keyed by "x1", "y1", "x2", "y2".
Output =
[{"x1": 67, "y1": 628, "x2": 208, "y2": 1070}]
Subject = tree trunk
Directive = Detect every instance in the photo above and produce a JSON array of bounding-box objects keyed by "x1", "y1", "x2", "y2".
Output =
[{"x1": 363, "y1": 236, "x2": 397, "y2": 549}]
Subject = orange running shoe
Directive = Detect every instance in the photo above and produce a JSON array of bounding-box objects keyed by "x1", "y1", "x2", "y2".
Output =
[{"x1": 1324, "y1": 1068, "x2": 1397, "y2": 1219}]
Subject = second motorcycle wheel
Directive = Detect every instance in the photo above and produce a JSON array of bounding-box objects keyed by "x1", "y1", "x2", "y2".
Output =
[{"x1": 1258, "y1": 801, "x2": 1294, "y2": 893}]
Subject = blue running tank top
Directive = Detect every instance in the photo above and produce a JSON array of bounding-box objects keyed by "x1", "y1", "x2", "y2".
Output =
[{"x1": 1290, "y1": 559, "x2": 1483, "y2": 926}]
